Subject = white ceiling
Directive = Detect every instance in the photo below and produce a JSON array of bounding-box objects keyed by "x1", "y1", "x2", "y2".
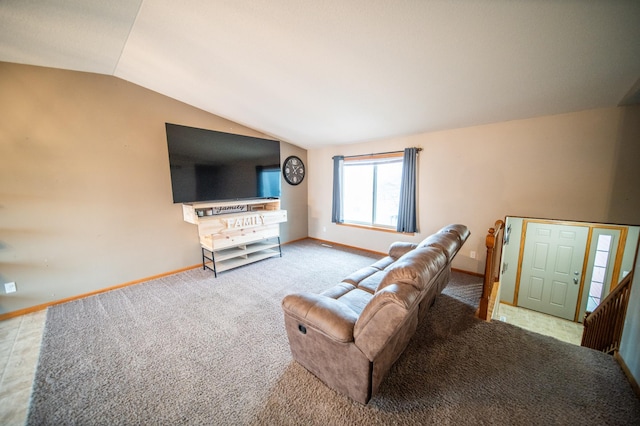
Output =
[{"x1": 1, "y1": 0, "x2": 639, "y2": 149}]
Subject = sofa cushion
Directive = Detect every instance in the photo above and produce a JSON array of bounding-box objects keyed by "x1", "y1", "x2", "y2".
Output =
[
  {"x1": 356, "y1": 270, "x2": 387, "y2": 294},
  {"x1": 321, "y1": 282, "x2": 356, "y2": 299},
  {"x1": 342, "y1": 266, "x2": 379, "y2": 286},
  {"x1": 370, "y1": 256, "x2": 394, "y2": 271},
  {"x1": 335, "y1": 288, "x2": 375, "y2": 316},
  {"x1": 379, "y1": 246, "x2": 447, "y2": 291}
]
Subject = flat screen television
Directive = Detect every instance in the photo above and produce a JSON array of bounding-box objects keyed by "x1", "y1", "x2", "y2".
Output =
[{"x1": 165, "y1": 123, "x2": 281, "y2": 203}]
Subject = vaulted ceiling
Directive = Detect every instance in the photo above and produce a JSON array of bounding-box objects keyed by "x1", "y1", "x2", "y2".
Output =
[{"x1": 1, "y1": 0, "x2": 639, "y2": 148}]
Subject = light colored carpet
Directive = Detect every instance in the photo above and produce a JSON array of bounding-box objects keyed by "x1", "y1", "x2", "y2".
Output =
[{"x1": 28, "y1": 240, "x2": 640, "y2": 425}]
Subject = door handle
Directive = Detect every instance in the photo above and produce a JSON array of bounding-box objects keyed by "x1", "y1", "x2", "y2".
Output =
[{"x1": 573, "y1": 277, "x2": 579, "y2": 284}]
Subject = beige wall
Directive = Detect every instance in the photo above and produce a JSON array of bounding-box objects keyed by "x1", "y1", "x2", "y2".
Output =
[
  {"x1": 279, "y1": 146, "x2": 308, "y2": 242},
  {"x1": 307, "y1": 106, "x2": 640, "y2": 273},
  {"x1": 0, "y1": 62, "x2": 308, "y2": 315}
]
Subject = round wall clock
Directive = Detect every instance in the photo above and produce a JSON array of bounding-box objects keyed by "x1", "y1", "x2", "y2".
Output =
[{"x1": 283, "y1": 155, "x2": 305, "y2": 185}]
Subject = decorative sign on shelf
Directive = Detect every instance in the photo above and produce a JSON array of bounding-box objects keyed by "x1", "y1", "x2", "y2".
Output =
[
  {"x1": 211, "y1": 204, "x2": 248, "y2": 215},
  {"x1": 196, "y1": 204, "x2": 249, "y2": 217},
  {"x1": 225, "y1": 214, "x2": 265, "y2": 229},
  {"x1": 198, "y1": 204, "x2": 247, "y2": 216}
]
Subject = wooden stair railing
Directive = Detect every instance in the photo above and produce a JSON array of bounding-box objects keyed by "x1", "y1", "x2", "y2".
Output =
[
  {"x1": 581, "y1": 270, "x2": 634, "y2": 354},
  {"x1": 478, "y1": 219, "x2": 504, "y2": 321}
]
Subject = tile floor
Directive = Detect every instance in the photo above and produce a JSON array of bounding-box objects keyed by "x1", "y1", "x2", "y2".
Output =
[
  {"x1": 0, "y1": 303, "x2": 584, "y2": 425},
  {"x1": 0, "y1": 310, "x2": 47, "y2": 426},
  {"x1": 496, "y1": 303, "x2": 584, "y2": 345}
]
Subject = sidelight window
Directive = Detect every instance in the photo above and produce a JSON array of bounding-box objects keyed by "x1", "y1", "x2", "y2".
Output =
[{"x1": 586, "y1": 234, "x2": 612, "y2": 311}]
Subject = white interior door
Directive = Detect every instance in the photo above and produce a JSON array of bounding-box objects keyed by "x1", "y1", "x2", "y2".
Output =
[{"x1": 517, "y1": 222, "x2": 588, "y2": 321}]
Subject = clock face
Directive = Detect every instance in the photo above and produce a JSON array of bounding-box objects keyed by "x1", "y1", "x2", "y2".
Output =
[{"x1": 283, "y1": 156, "x2": 305, "y2": 185}]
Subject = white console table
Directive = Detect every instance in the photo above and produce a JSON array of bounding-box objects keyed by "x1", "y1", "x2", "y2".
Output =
[{"x1": 182, "y1": 199, "x2": 287, "y2": 277}]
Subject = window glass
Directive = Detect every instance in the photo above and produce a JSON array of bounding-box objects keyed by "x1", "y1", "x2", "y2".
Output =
[
  {"x1": 374, "y1": 161, "x2": 403, "y2": 226},
  {"x1": 587, "y1": 234, "x2": 614, "y2": 311},
  {"x1": 343, "y1": 163, "x2": 373, "y2": 224},
  {"x1": 596, "y1": 234, "x2": 612, "y2": 251},
  {"x1": 594, "y1": 250, "x2": 609, "y2": 268},
  {"x1": 343, "y1": 156, "x2": 403, "y2": 228}
]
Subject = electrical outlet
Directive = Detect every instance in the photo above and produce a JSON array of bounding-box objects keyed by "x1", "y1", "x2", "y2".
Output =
[
  {"x1": 470, "y1": 251, "x2": 476, "y2": 259},
  {"x1": 4, "y1": 282, "x2": 16, "y2": 293}
]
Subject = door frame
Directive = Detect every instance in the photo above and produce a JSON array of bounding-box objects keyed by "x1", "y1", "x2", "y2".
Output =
[{"x1": 513, "y1": 219, "x2": 628, "y2": 322}]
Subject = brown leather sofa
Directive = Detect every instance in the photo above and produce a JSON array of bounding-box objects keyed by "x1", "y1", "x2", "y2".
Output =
[{"x1": 281, "y1": 224, "x2": 470, "y2": 404}]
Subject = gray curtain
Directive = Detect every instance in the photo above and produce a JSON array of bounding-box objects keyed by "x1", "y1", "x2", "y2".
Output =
[
  {"x1": 396, "y1": 148, "x2": 418, "y2": 233},
  {"x1": 331, "y1": 156, "x2": 344, "y2": 223}
]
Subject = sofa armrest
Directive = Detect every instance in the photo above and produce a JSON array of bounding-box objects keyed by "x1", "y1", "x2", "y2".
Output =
[
  {"x1": 282, "y1": 293, "x2": 359, "y2": 343},
  {"x1": 388, "y1": 241, "x2": 418, "y2": 260},
  {"x1": 353, "y1": 283, "x2": 420, "y2": 360}
]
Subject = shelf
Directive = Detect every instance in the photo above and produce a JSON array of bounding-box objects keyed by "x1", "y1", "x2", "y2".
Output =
[
  {"x1": 186, "y1": 199, "x2": 286, "y2": 277},
  {"x1": 201, "y1": 236, "x2": 282, "y2": 277},
  {"x1": 211, "y1": 249, "x2": 281, "y2": 273},
  {"x1": 200, "y1": 224, "x2": 280, "y2": 251},
  {"x1": 213, "y1": 241, "x2": 281, "y2": 262},
  {"x1": 182, "y1": 198, "x2": 282, "y2": 225}
]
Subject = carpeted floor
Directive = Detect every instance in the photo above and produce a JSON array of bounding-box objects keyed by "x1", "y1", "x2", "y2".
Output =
[{"x1": 27, "y1": 240, "x2": 640, "y2": 425}]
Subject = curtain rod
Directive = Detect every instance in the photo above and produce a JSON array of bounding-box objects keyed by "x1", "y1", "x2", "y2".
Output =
[{"x1": 333, "y1": 147, "x2": 422, "y2": 160}]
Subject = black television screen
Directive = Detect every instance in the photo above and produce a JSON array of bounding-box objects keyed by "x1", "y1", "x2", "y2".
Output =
[{"x1": 165, "y1": 123, "x2": 281, "y2": 203}]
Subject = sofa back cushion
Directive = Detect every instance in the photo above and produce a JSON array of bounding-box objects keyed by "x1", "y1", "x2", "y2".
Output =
[
  {"x1": 440, "y1": 224, "x2": 470, "y2": 243},
  {"x1": 378, "y1": 246, "x2": 447, "y2": 292},
  {"x1": 418, "y1": 232, "x2": 460, "y2": 260}
]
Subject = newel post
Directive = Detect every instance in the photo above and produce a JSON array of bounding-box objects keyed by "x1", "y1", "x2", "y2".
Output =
[{"x1": 478, "y1": 227, "x2": 497, "y2": 320}]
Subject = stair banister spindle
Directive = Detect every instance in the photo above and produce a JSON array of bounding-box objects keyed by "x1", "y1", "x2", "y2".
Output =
[{"x1": 581, "y1": 270, "x2": 633, "y2": 354}]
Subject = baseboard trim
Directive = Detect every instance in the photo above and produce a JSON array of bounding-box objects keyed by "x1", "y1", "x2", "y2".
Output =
[
  {"x1": 0, "y1": 264, "x2": 201, "y2": 321},
  {"x1": 307, "y1": 237, "x2": 480, "y2": 276},
  {"x1": 452, "y1": 267, "x2": 483, "y2": 277},
  {"x1": 614, "y1": 352, "x2": 640, "y2": 399},
  {"x1": 305, "y1": 237, "x2": 387, "y2": 256}
]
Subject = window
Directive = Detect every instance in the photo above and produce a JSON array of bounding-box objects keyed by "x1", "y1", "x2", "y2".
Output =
[
  {"x1": 332, "y1": 148, "x2": 419, "y2": 233},
  {"x1": 257, "y1": 167, "x2": 280, "y2": 198},
  {"x1": 342, "y1": 155, "x2": 403, "y2": 229},
  {"x1": 586, "y1": 234, "x2": 613, "y2": 311}
]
